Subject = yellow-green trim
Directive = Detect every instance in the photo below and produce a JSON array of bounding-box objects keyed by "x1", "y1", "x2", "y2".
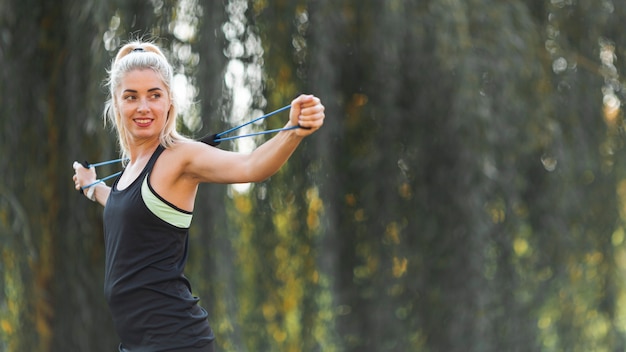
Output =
[{"x1": 142, "y1": 175, "x2": 192, "y2": 228}]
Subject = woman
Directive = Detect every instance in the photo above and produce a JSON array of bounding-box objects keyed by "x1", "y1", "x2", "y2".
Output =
[{"x1": 72, "y1": 41, "x2": 325, "y2": 351}]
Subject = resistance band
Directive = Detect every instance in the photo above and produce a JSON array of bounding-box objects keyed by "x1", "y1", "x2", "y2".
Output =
[
  {"x1": 79, "y1": 104, "x2": 303, "y2": 191},
  {"x1": 198, "y1": 105, "x2": 301, "y2": 146},
  {"x1": 79, "y1": 159, "x2": 129, "y2": 191}
]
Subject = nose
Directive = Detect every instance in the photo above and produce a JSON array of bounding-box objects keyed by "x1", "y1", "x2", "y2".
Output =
[{"x1": 137, "y1": 98, "x2": 149, "y2": 113}]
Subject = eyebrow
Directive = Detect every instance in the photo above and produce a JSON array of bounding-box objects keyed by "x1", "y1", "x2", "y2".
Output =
[{"x1": 122, "y1": 87, "x2": 164, "y2": 94}]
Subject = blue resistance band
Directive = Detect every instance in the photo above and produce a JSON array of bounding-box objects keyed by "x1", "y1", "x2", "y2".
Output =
[
  {"x1": 79, "y1": 104, "x2": 302, "y2": 191},
  {"x1": 198, "y1": 104, "x2": 308, "y2": 146},
  {"x1": 79, "y1": 159, "x2": 129, "y2": 191}
]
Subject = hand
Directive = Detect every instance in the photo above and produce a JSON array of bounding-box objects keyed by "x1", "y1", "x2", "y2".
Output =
[
  {"x1": 289, "y1": 94, "x2": 325, "y2": 137},
  {"x1": 72, "y1": 161, "x2": 97, "y2": 191}
]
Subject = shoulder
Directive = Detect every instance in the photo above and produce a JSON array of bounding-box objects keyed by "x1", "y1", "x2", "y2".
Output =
[
  {"x1": 159, "y1": 137, "x2": 253, "y2": 184},
  {"x1": 165, "y1": 139, "x2": 218, "y2": 155},
  {"x1": 151, "y1": 140, "x2": 214, "y2": 187},
  {"x1": 159, "y1": 139, "x2": 222, "y2": 172}
]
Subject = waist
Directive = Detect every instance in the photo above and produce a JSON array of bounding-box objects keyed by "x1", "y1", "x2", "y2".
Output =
[{"x1": 107, "y1": 281, "x2": 213, "y2": 350}]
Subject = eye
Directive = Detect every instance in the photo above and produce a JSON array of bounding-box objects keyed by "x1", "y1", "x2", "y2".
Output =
[
  {"x1": 123, "y1": 95, "x2": 136, "y2": 101},
  {"x1": 151, "y1": 93, "x2": 161, "y2": 99}
]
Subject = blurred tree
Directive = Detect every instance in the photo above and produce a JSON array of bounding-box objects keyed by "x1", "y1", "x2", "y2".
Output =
[
  {"x1": 188, "y1": 0, "x2": 234, "y2": 350},
  {"x1": 301, "y1": 0, "x2": 626, "y2": 351},
  {"x1": 0, "y1": 0, "x2": 118, "y2": 350},
  {"x1": 0, "y1": 0, "x2": 197, "y2": 350},
  {"x1": 4, "y1": 0, "x2": 626, "y2": 351}
]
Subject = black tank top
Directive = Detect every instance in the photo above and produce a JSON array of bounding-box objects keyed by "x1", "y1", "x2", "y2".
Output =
[{"x1": 103, "y1": 145, "x2": 214, "y2": 351}]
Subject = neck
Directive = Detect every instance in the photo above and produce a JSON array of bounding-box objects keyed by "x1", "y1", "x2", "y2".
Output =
[{"x1": 128, "y1": 139, "x2": 160, "y2": 165}]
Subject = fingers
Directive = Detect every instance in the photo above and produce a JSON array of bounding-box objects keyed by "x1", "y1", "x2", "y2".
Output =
[
  {"x1": 73, "y1": 171, "x2": 82, "y2": 191},
  {"x1": 297, "y1": 97, "x2": 325, "y2": 129},
  {"x1": 291, "y1": 94, "x2": 320, "y2": 111},
  {"x1": 72, "y1": 161, "x2": 97, "y2": 191},
  {"x1": 287, "y1": 94, "x2": 325, "y2": 136},
  {"x1": 291, "y1": 95, "x2": 323, "y2": 114},
  {"x1": 298, "y1": 112, "x2": 324, "y2": 128},
  {"x1": 299, "y1": 102, "x2": 325, "y2": 119}
]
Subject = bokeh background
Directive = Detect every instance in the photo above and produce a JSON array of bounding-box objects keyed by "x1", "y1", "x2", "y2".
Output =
[{"x1": 3, "y1": 0, "x2": 626, "y2": 351}]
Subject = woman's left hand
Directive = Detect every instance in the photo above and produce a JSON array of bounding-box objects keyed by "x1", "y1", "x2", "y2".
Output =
[{"x1": 289, "y1": 94, "x2": 325, "y2": 137}]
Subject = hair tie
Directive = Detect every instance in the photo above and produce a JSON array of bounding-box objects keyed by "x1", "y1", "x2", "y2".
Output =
[{"x1": 132, "y1": 47, "x2": 145, "y2": 52}]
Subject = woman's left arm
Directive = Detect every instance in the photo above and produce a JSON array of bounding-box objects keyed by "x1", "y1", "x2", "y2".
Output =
[{"x1": 183, "y1": 94, "x2": 325, "y2": 184}]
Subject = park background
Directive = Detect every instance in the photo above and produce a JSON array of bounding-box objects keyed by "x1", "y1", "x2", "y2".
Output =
[{"x1": 2, "y1": 0, "x2": 626, "y2": 351}]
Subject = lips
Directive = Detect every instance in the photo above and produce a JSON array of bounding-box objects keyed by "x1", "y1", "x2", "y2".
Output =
[{"x1": 134, "y1": 118, "x2": 153, "y2": 127}]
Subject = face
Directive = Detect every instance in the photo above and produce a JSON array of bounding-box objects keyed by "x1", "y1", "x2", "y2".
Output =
[{"x1": 116, "y1": 69, "x2": 171, "y2": 143}]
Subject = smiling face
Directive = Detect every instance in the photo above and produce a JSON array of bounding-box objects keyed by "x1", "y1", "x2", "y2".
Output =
[{"x1": 116, "y1": 69, "x2": 172, "y2": 144}]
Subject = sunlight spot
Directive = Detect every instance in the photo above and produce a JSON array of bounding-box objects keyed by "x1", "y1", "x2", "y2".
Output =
[
  {"x1": 514, "y1": 237, "x2": 529, "y2": 257},
  {"x1": 603, "y1": 93, "x2": 620, "y2": 125},
  {"x1": 273, "y1": 329, "x2": 287, "y2": 343},
  {"x1": 552, "y1": 57, "x2": 567, "y2": 74},
  {"x1": 174, "y1": 74, "x2": 191, "y2": 114},
  {"x1": 541, "y1": 154, "x2": 558, "y2": 172},
  {"x1": 538, "y1": 316, "x2": 552, "y2": 330},
  {"x1": 392, "y1": 257, "x2": 408, "y2": 278},
  {"x1": 613, "y1": 228, "x2": 625, "y2": 246},
  {"x1": 1, "y1": 319, "x2": 13, "y2": 334},
  {"x1": 384, "y1": 222, "x2": 401, "y2": 245},
  {"x1": 585, "y1": 251, "x2": 604, "y2": 266},
  {"x1": 171, "y1": 0, "x2": 200, "y2": 41}
]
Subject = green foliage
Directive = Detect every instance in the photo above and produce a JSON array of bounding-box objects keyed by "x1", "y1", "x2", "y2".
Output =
[{"x1": 3, "y1": 0, "x2": 626, "y2": 351}]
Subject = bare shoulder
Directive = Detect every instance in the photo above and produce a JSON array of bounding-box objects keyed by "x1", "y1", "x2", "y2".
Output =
[
  {"x1": 170, "y1": 138, "x2": 211, "y2": 151},
  {"x1": 164, "y1": 139, "x2": 220, "y2": 161},
  {"x1": 159, "y1": 139, "x2": 232, "y2": 181},
  {"x1": 151, "y1": 140, "x2": 216, "y2": 210}
]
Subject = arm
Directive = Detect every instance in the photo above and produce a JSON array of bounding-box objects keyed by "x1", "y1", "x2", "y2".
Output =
[
  {"x1": 184, "y1": 94, "x2": 325, "y2": 184},
  {"x1": 72, "y1": 162, "x2": 111, "y2": 206}
]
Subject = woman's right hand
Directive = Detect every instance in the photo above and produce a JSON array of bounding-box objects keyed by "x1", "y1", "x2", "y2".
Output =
[{"x1": 72, "y1": 161, "x2": 97, "y2": 192}]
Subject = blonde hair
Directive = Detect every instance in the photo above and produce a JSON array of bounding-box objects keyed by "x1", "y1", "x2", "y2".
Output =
[{"x1": 104, "y1": 41, "x2": 187, "y2": 160}]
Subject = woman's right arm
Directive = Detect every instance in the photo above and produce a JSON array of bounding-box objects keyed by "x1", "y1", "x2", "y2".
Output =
[{"x1": 72, "y1": 161, "x2": 111, "y2": 206}]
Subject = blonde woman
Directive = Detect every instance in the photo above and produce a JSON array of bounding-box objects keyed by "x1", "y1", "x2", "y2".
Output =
[{"x1": 72, "y1": 41, "x2": 325, "y2": 351}]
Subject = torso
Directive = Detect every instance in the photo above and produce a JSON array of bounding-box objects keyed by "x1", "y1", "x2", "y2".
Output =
[
  {"x1": 103, "y1": 145, "x2": 214, "y2": 350},
  {"x1": 118, "y1": 143, "x2": 198, "y2": 211}
]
